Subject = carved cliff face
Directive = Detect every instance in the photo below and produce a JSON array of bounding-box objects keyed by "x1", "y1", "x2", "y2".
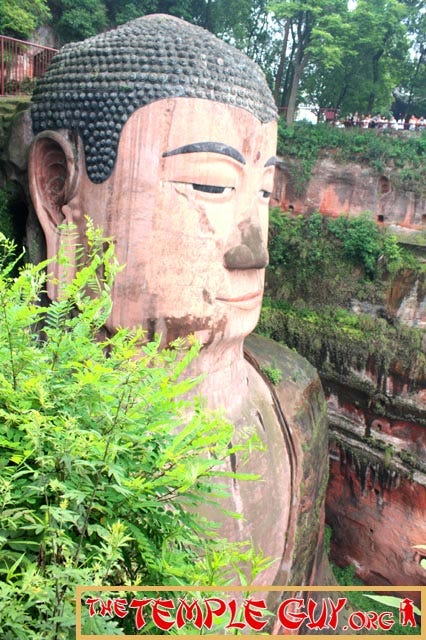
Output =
[{"x1": 31, "y1": 98, "x2": 276, "y2": 346}]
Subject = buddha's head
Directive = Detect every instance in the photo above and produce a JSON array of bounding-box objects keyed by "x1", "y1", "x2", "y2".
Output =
[{"x1": 28, "y1": 14, "x2": 277, "y2": 346}]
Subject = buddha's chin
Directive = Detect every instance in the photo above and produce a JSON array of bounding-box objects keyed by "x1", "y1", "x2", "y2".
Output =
[{"x1": 214, "y1": 304, "x2": 262, "y2": 346}]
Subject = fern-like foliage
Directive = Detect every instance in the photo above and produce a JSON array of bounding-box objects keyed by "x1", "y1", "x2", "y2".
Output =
[{"x1": 0, "y1": 226, "x2": 264, "y2": 639}]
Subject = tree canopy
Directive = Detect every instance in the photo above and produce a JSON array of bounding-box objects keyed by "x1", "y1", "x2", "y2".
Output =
[
  {"x1": 302, "y1": 0, "x2": 412, "y2": 117},
  {"x1": 2, "y1": 0, "x2": 425, "y2": 122},
  {"x1": 0, "y1": 0, "x2": 50, "y2": 39}
]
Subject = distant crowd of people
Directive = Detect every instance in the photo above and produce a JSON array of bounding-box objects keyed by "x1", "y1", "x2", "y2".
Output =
[{"x1": 331, "y1": 112, "x2": 425, "y2": 131}]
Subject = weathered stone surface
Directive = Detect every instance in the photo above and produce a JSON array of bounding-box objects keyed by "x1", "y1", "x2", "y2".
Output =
[
  {"x1": 272, "y1": 157, "x2": 426, "y2": 230},
  {"x1": 327, "y1": 442, "x2": 426, "y2": 595},
  {"x1": 387, "y1": 271, "x2": 426, "y2": 328},
  {"x1": 325, "y1": 373, "x2": 426, "y2": 596},
  {"x1": 245, "y1": 334, "x2": 330, "y2": 604},
  {"x1": 7, "y1": 108, "x2": 33, "y2": 171}
]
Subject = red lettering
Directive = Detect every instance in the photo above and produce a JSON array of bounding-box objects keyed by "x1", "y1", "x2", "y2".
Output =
[
  {"x1": 278, "y1": 598, "x2": 307, "y2": 631},
  {"x1": 349, "y1": 611, "x2": 367, "y2": 630},
  {"x1": 176, "y1": 599, "x2": 203, "y2": 629},
  {"x1": 129, "y1": 598, "x2": 153, "y2": 630},
  {"x1": 226, "y1": 599, "x2": 245, "y2": 630},
  {"x1": 85, "y1": 597, "x2": 100, "y2": 616},
  {"x1": 378, "y1": 612, "x2": 394, "y2": 631},
  {"x1": 203, "y1": 598, "x2": 227, "y2": 629},
  {"x1": 113, "y1": 598, "x2": 128, "y2": 619},
  {"x1": 365, "y1": 611, "x2": 379, "y2": 629},
  {"x1": 306, "y1": 598, "x2": 328, "y2": 630},
  {"x1": 99, "y1": 598, "x2": 113, "y2": 616},
  {"x1": 152, "y1": 598, "x2": 175, "y2": 631},
  {"x1": 243, "y1": 598, "x2": 268, "y2": 631},
  {"x1": 328, "y1": 597, "x2": 347, "y2": 629}
]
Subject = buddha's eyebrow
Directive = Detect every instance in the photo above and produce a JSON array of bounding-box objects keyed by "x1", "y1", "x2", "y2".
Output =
[
  {"x1": 162, "y1": 142, "x2": 246, "y2": 165},
  {"x1": 265, "y1": 156, "x2": 277, "y2": 167}
]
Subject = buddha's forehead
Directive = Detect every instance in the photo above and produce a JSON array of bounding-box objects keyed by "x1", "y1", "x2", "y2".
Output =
[
  {"x1": 31, "y1": 14, "x2": 277, "y2": 184},
  {"x1": 120, "y1": 98, "x2": 277, "y2": 160}
]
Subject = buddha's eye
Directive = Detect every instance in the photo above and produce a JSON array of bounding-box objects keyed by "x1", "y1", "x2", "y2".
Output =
[
  {"x1": 192, "y1": 184, "x2": 233, "y2": 194},
  {"x1": 169, "y1": 180, "x2": 235, "y2": 200},
  {"x1": 259, "y1": 189, "x2": 271, "y2": 199}
]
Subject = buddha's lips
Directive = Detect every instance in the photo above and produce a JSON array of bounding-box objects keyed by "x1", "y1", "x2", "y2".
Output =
[{"x1": 216, "y1": 291, "x2": 262, "y2": 303}]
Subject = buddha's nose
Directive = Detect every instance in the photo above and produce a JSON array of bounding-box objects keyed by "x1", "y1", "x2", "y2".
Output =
[{"x1": 224, "y1": 221, "x2": 269, "y2": 270}]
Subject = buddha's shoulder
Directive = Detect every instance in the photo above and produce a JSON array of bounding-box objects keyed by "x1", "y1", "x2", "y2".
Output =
[
  {"x1": 244, "y1": 333, "x2": 327, "y2": 443},
  {"x1": 244, "y1": 333, "x2": 330, "y2": 588}
]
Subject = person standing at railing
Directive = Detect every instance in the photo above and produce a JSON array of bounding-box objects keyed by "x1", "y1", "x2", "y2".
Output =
[
  {"x1": 408, "y1": 114, "x2": 418, "y2": 131},
  {"x1": 389, "y1": 115, "x2": 398, "y2": 130}
]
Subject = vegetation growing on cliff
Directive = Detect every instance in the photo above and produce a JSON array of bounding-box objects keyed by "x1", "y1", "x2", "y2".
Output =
[
  {"x1": 0, "y1": 0, "x2": 50, "y2": 39},
  {"x1": 261, "y1": 210, "x2": 426, "y2": 389},
  {"x1": 277, "y1": 121, "x2": 426, "y2": 196},
  {"x1": 267, "y1": 209, "x2": 420, "y2": 306},
  {"x1": 259, "y1": 301, "x2": 425, "y2": 391}
]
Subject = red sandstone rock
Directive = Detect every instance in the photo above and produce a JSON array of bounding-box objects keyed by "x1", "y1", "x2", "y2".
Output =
[
  {"x1": 327, "y1": 448, "x2": 426, "y2": 598},
  {"x1": 272, "y1": 157, "x2": 426, "y2": 230}
]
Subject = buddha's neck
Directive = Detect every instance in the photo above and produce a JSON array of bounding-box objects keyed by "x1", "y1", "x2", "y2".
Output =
[{"x1": 186, "y1": 338, "x2": 249, "y2": 417}]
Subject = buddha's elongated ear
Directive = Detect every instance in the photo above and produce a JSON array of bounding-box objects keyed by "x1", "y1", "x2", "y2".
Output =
[{"x1": 28, "y1": 131, "x2": 82, "y2": 299}]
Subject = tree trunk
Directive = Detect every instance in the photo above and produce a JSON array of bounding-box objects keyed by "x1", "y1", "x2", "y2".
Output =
[
  {"x1": 407, "y1": 49, "x2": 424, "y2": 111},
  {"x1": 202, "y1": 0, "x2": 214, "y2": 31},
  {"x1": 286, "y1": 34, "x2": 308, "y2": 125},
  {"x1": 280, "y1": 37, "x2": 297, "y2": 108},
  {"x1": 285, "y1": 13, "x2": 310, "y2": 123},
  {"x1": 286, "y1": 61, "x2": 306, "y2": 123},
  {"x1": 368, "y1": 48, "x2": 384, "y2": 113},
  {"x1": 273, "y1": 20, "x2": 291, "y2": 104},
  {"x1": 336, "y1": 82, "x2": 348, "y2": 110}
]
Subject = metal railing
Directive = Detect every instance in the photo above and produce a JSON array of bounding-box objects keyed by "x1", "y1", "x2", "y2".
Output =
[{"x1": 0, "y1": 35, "x2": 58, "y2": 96}]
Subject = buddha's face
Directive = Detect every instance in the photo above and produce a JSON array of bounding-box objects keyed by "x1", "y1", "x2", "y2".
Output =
[{"x1": 34, "y1": 98, "x2": 277, "y2": 346}]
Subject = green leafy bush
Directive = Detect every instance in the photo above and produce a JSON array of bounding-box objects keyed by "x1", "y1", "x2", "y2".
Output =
[
  {"x1": 267, "y1": 210, "x2": 422, "y2": 308},
  {"x1": 0, "y1": 228, "x2": 264, "y2": 639},
  {"x1": 259, "y1": 364, "x2": 282, "y2": 386},
  {"x1": 328, "y1": 212, "x2": 382, "y2": 277}
]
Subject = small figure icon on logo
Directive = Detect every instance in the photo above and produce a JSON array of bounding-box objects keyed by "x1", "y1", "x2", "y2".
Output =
[{"x1": 399, "y1": 598, "x2": 416, "y2": 627}]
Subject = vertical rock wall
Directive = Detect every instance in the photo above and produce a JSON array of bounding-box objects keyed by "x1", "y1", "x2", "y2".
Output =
[{"x1": 272, "y1": 157, "x2": 426, "y2": 230}]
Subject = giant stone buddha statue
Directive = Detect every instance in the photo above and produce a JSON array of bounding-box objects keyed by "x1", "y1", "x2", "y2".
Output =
[{"x1": 26, "y1": 14, "x2": 330, "y2": 602}]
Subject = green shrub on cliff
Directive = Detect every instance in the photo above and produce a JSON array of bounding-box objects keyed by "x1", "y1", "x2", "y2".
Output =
[
  {"x1": 258, "y1": 209, "x2": 426, "y2": 390},
  {"x1": 0, "y1": 0, "x2": 50, "y2": 39},
  {"x1": 0, "y1": 228, "x2": 263, "y2": 639},
  {"x1": 268, "y1": 209, "x2": 421, "y2": 307},
  {"x1": 327, "y1": 212, "x2": 403, "y2": 278}
]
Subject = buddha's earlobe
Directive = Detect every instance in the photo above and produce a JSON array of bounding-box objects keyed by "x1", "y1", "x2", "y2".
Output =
[{"x1": 28, "y1": 131, "x2": 81, "y2": 299}]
